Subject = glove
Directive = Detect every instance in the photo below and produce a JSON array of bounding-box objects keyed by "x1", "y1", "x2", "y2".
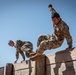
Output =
[{"x1": 48, "y1": 4, "x2": 52, "y2": 8}]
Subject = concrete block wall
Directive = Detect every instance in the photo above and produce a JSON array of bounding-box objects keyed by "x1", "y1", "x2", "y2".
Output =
[
  {"x1": 13, "y1": 60, "x2": 35, "y2": 75},
  {"x1": 6, "y1": 47, "x2": 76, "y2": 75},
  {"x1": 45, "y1": 47, "x2": 76, "y2": 75},
  {"x1": 13, "y1": 55, "x2": 46, "y2": 75}
]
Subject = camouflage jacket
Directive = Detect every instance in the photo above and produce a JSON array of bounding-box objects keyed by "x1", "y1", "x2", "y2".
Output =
[
  {"x1": 14, "y1": 40, "x2": 33, "y2": 52},
  {"x1": 49, "y1": 6, "x2": 72, "y2": 48},
  {"x1": 14, "y1": 40, "x2": 33, "y2": 60}
]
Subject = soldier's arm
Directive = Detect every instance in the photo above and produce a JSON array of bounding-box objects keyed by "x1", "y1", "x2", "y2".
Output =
[
  {"x1": 64, "y1": 26, "x2": 73, "y2": 48},
  {"x1": 14, "y1": 50, "x2": 19, "y2": 63},
  {"x1": 48, "y1": 4, "x2": 57, "y2": 14}
]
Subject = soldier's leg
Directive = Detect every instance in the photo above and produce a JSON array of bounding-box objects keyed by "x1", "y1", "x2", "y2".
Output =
[
  {"x1": 21, "y1": 44, "x2": 36, "y2": 58},
  {"x1": 37, "y1": 35, "x2": 50, "y2": 47},
  {"x1": 37, "y1": 40, "x2": 63, "y2": 54},
  {"x1": 26, "y1": 52, "x2": 30, "y2": 58},
  {"x1": 20, "y1": 51, "x2": 25, "y2": 63},
  {"x1": 30, "y1": 40, "x2": 50, "y2": 61},
  {"x1": 30, "y1": 40, "x2": 64, "y2": 61},
  {"x1": 26, "y1": 50, "x2": 37, "y2": 58},
  {"x1": 21, "y1": 42, "x2": 33, "y2": 52},
  {"x1": 36, "y1": 40, "x2": 50, "y2": 54}
]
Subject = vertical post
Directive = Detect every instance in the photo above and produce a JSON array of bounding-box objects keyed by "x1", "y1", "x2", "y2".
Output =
[
  {"x1": 0, "y1": 67, "x2": 4, "y2": 75},
  {"x1": 5, "y1": 63, "x2": 13, "y2": 75},
  {"x1": 35, "y1": 55, "x2": 46, "y2": 75}
]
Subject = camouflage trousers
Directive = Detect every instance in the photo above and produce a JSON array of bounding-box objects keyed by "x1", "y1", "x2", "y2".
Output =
[
  {"x1": 21, "y1": 43, "x2": 34, "y2": 58},
  {"x1": 36, "y1": 35, "x2": 64, "y2": 54},
  {"x1": 26, "y1": 50, "x2": 34, "y2": 58}
]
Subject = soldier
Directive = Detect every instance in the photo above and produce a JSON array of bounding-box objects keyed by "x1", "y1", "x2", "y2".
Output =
[
  {"x1": 8, "y1": 40, "x2": 34, "y2": 63},
  {"x1": 30, "y1": 4, "x2": 73, "y2": 61}
]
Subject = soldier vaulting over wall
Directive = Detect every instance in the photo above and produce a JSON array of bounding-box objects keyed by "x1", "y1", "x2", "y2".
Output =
[
  {"x1": 8, "y1": 40, "x2": 34, "y2": 63},
  {"x1": 30, "y1": 4, "x2": 73, "y2": 61}
]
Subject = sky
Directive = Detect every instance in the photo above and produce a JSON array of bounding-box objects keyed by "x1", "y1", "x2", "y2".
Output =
[{"x1": 0, "y1": 0, "x2": 76, "y2": 67}]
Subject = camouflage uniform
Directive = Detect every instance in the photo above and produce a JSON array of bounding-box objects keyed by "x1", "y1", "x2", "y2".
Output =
[
  {"x1": 14, "y1": 40, "x2": 33, "y2": 60},
  {"x1": 36, "y1": 6, "x2": 72, "y2": 54}
]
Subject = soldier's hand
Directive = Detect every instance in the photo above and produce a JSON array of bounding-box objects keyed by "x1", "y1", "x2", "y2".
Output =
[
  {"x1": 66, "y1": 47, "x2": 71, "y2": 51},
  {"x1": 21, "y1": 60, "x2": 25, "y2": 63},
  {"x1": 14, "y1": 60, "x2": 17, "y2": 63},
  {"x1": 66, "y1": 45, "x2": 72, "y2": 51},
  {"x1": 48, "y1": 4, "x2": 52, "y2": 8}
]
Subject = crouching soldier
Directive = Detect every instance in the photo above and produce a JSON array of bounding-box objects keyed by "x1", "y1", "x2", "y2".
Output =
[
  {"x1": 30, "y1": 4, "x2": 73, "y2": 61},
  {"x1": 8, "y1": 40, "x2": 34, "y2": 63}
]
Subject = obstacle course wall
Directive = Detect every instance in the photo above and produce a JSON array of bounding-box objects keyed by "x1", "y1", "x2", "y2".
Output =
[{"x1": 6, "y1": 47, "x2": 76, "y2": 75}]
